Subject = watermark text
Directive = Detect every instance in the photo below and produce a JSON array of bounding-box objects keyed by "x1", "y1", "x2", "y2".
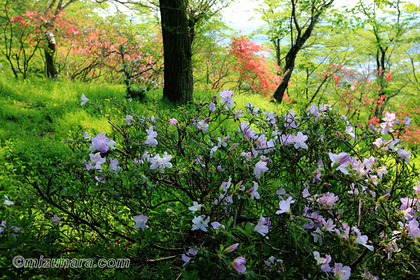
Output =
[{"x1": 12, "y1": 255, "x2": 130, "y2": 269}]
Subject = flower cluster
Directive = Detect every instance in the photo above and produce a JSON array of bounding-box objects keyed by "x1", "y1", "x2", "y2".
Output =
[{"x1": 64, "y1": 90, "x2": 420, "y2": 278}]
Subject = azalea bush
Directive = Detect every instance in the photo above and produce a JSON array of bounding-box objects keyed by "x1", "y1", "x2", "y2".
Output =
[
  {"x1": 315, "y1": 65, "x2": 420, "y2": 148},
  {"x1": 2, "y1": 89, "x2": 419, "y2": 279},
  {"x1": 0, "y1": 6, "x2": 79, "y2": 78},
  {"x1": 228, "y1": 36, "x2": 280, "y2": 97}
]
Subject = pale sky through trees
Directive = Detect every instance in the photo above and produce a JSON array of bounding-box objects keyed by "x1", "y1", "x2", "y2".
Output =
[
  {"x1": 221, "y1": 0, "x2": 420, "y2": 35},
  {"x1": 221, "y1": 0, "x2": 352, "y2": 35}
]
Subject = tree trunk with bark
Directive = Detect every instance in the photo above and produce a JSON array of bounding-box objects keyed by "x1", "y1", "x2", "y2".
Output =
[
  {"x1": 159, "y1": 0, "x2": 194, "y2": 103},
  {"x1": 45, "y1": 29, "x2": 58, "y2": 78},
  {"x1": 273, "y1": 0, "x2": 333, "y2": 103}
]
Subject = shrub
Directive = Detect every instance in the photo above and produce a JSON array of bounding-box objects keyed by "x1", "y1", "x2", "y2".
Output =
[{"x1": 2, "y1": 90, "x2": 419, "y2": 279}]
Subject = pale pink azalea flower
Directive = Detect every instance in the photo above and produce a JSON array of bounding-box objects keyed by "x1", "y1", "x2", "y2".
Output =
[
  {"x1": 350, "y1": 157, "x2": 365, "y2": 176},
  {"x1": 313, "y1": 167, "x2": 322, "y2": 182},
  {"x1": 217, "y1": 135, "x2": 230, "y2": 148},
  {"x1": 333, "y1": 263, "x2": 351, "y2": 280},
  {"x1": 248, "y1": 181, "x2": 260, "y2": 199},
  {"x1": 208, "y1": 102, "x2": 216, "y2": 112},
  {"x1": 254, "y1": 213, "x2": 269, "y2": 237},
  {"x1": 109, "y1": 157, "x2": 122, "y2": 174},
  {"x1": 284, "y1": 109, "x2": 298, "y2": 128},
  {"x1": 380, "y1": 121, "x2": 395, "y2": 135},
  {"x1": 322, "y1": 219, "x2": 336, "y2": 232},
  {"x1": 251, "y1": 147, "x2": 259, "y2": 157},
  {"x1": 302, "y1": 187, "x2": 311, "y2": 198},
  {"x1": 377, "y1": 166, "x2": 387, "y2": 179},
  {"x1": 145, "y1": 126, "x2": 158, "y2": 147},
  {"x1": 372, "y1": 138, "x2": 383, "y2": 148},
  {"x1": 0, "y1": 221, "x2": 20, "y2": 240},
  {"x1": 220, "y1": 177, "x2": 232, "y2": 193},
  {"x1": 191, "y1": 215, "x2": 210, "y2": 232},
  {"x1": 307, "y1": 104, "x2": 319, "y2": 117},
  {"x1": 90, "y1": 132, "x2": 114, "y2": 153},
  {"x1": 414, "y1": 180, "x2": 420, "y2": 194},
  {"x1": 254, "y1": 160, "x2": 268, "y2": 178},
  {"x1": 219, "y1": 89, "x2": 234, "y2": 109},
  {"x1": 404, "y1": 116, "x2": 411, "y2": 126},
  {"x1": 182, "y1": 248, "x2": 198, "y2": 266},
  {"x1": 229, "y1": 143, "x2": 238, "y2": 151},
  {"x1": 383, "y1": 240, "x2": 400, "y2": 260},
  {"x1": 264, "y1": 256, "x2": 283, "y2": 272},
  {"x1": 276, "y1": 196, "x2": 295, "y2": 214},
  {"x1": 89, "y1": 152, "x2": 106, "y2": 171},
  {"x1": 211, "y1": 221, "x2": 225, "y2": 230},
  {"x1": 407, "y1": 219, "x2": 420, "y2": 239},
  {"x1": 133, "y1": 214, "x2": 148, "y2": 231},
  {"x1": 397, "y1": 149, "x2": 411, "y2": 163},
  {"x1": 234, "y1": 109, "x2": 243, "y2": 120},
  {"x1": 340, "y1": 222, "x2": 350, "y2": 239},
  {"x1": 400, "y1": 197, "x2": 419, "y2": 211},
  {"x1": 317, "y1": 192, "x2": 339, "y2": 208},
  {"x1": 311, "y1": 227, "x2": 324, "y2": 244},
  {"x1": 84, "y1": 160, "x2": 92, "y2": 171},
  {"x1": 276, "y1": 187, "x2": 286, "y2": 196},
  {"x1": 352, "y1": 226, "x2": 374, "y2": 251},
  {"x1": 361, "y1": 268, "x2": 379, "y2": 280},
  {"x1": 168, "y1": 118, "x2": 178, "y2": 125},
  {"x1": 313, "y1": 251, "x2": 332, "y2": 272},
  {"x1": 80, "y1": 93, "x2": 89, "y2": 106},
  {"x1": 149, "y1": 152, "x2": 172, "y2": 173},
  {"x1": 188, "y1": 201, "x2": 203, "y2": 213},
  {"x1": 240, "y1": 121, "x2": 258, "y2": 140},
  {"x1": 52, "y1": 214, "x2": 60, "y2": 226},
  {"x1": 363, "y1": 156, "x2": 377, "y2": 168},
  {"x1": 252, "y1": 106, "x2": 260, "y2": 115},
  {"x1": 292, "y1": 131, "x2": 308, "y2": 149},
  {"x1": 196, "y1": 118, "x2": 209, "y2": 132},
  {"x1": 279, "y1": 134, "x2": 294, "y2": 146},
  {"x1": 348, "y1": 183, "x2": 359, "y2": 195},
  {"x1": 383, "y1": 112, "x2": 398, "y2": 123},
  {"x1": 319, "y1": 103, "x2": 331, "y2": 112},
  {"x1": 255, "y1": 134, "x2": 268, "y2": 150},
  {"x1": 264, "y1": 111, "x2": 276, "y2": 124},
  {"x1": 345, "y1": 126, "x2": 355, "y2": 139},
  {"x1": 224, "y1": 243, "x2": 239, "y2": 253},
  {"x1": 124, "y1": 115, "x2": 133, "y2": 125},
  {"x1": 4, "y1": 195, "x2": 14, "y2": 206},
  {"x1": 370, "y1": 175, "x2": 379, "y2": 186},
  {"x1": 328, "y1": 152, "x2": 350, "y2": 174},
  {"x1": 387, "y1": 139, "x2": 401, "y2": 151},
  {"x1": 232, "y1": 256, "x2": 246, "y2": 273}
]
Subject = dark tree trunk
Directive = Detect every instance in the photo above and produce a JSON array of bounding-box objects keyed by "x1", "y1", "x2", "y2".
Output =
[
  {"x1": 273, "y1": 32, "x2": 310, "y2": 103},
  {"x1": 273, "y1": 0, "x2": 333, "y2": 103},
  {"x1": 45, "y1": 30, "x2": 58, "y2": 78},
  {"x1": 159, "y1": 0, "x2": 194, "y2": 103}
]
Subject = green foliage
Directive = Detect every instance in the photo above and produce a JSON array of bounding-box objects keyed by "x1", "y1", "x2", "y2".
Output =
[{"x1": 2, "y1": 81, "x2": 419, "y2": 278}]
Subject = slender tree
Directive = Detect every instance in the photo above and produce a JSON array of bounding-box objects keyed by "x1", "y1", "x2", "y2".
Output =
[
  {"x1": 353, "y1": 0, "x2": 417, "y2": 116},
  {"x1": 257, "y1": 0, "x2": 334, "y2": 103},
  {"x1": 39, "y1": 0, "x2": 79, "y2": 78}
]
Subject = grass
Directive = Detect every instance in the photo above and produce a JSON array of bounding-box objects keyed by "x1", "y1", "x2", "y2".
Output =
[
  {"x1": 0, "y1": 75, "x2": 418, "y2": 180},
  {"x1": 0, "y1": 76, "x2": 284, "y2": 168}
]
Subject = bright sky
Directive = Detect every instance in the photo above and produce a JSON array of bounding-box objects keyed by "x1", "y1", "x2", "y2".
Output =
[
  {"x1": 110, "y1": 0, "x2": 420, "y2": 36},
  {"x1": 220, "y1": 0, "x2": 361, "y2": 35},
  {"x1": 221, "y1": 0, "x2": 420, "y2": 35}
]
